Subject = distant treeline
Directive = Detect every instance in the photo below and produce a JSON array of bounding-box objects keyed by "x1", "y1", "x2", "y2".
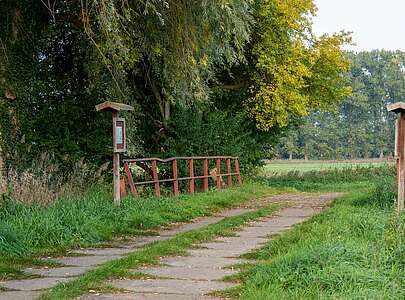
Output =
[{"x1": 277, "y1": 50, "x2": 404, "y2": 160}]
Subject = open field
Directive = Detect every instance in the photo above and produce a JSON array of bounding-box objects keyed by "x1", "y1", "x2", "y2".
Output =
[{"x1": 262, "y1": 159, "x2": 394, "y2": 175}]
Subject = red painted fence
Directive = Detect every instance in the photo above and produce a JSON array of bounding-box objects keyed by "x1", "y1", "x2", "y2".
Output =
[{"x1": 121, "y1": 156, "x2": 242, "y2": 198}]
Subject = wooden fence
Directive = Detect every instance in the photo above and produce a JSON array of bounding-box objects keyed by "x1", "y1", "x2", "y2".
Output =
[{"x1": 121, "y1": 156, "x2": 242, "y2": 197}]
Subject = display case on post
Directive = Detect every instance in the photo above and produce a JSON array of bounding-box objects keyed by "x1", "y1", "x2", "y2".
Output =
[{"x1": 96, "y1": 101, "x2": 134, "y2": 207}]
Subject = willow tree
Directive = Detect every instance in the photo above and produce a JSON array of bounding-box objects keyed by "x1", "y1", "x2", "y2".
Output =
[
  {"x1": 81, "y1": 0, "x2": 253, "y2": 127},
  {"x1": 0, "y1": 0, "x2": 254, "y2": 167}
]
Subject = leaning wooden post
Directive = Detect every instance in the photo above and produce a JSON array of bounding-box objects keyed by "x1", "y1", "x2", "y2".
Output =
[
  {"x1": 124, "y1": 161, "x2": 137, "y2": 195},
  {"x1": 96, "y1": 101, "x2": 134, "y2": 207},
  {"x1": 387, "y1": 102, "x2": 405, "y2": 212}
]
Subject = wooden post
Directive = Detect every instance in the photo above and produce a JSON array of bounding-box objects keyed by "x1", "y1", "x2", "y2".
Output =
[
  {"x1": 396, "y1": 119, "x2": 400, "y2": 188},
  {"x1": 203, "y1": 159, "x2": 209, "y2": 192},
  {"x1": 387, "y1": 102, "x2": 405, "y2": 212},
  {"x1": 189, "y1": 159, "x2": 195, "y2": 194},
  {"x1": 96, "y1": 101, "x2": 134, "y2": 207},
  {"x1": 152, "y1": 159, "x2": 160, "y2": 197},
  {"x1": 216, "y1": 159, "x2": 221, "y2": 191},
  {"x1": 397, "y1": 113, "x2": 405, "y2": 211},
  {"x1": 112, "y1": 111, "x2": 121, "y2": 207},
  {"x1": 235, "y1": 158, "x2": 242, "y2": 185},
  {"x1": 172, "y1": 159, "x2": 179, "y2": 196},
  {"x1": 227, "y1": 158, "x2": 232, "y2": 187}
]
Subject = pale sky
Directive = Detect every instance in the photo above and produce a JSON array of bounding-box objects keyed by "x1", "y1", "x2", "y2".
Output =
[{"x1": 313, "y1": 0, "x2": 405, "y2": 51}]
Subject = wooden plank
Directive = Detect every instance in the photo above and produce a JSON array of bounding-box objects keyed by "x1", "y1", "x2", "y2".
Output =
[
  {"x1": 96, "y1": 101, "x2": 134, "y2": 112},
  {"x1": 124, "y1": 162, "x2": 137, "y2": 195},
  {"x1": 387, "y1": 102, "x2": 405, "y2": 114}
]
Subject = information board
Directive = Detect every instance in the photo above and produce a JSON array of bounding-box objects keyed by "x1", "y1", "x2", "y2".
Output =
[{"x1": 113, "y1": 118, "x2": 126, "y2": 153}]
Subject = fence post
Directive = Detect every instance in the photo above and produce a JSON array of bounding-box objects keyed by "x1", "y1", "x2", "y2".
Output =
[
  {"x1": 216, "y1": 159, "x2": 221, "y2": 191},
  {"x1": 152, "y1": 160, "x2": 160, "y2": 197},
  {"x1": 172, "y1": 159, "x2": 179, "y2": 196},
  {"x1": 124, "y1": 162, "x2": 137, "y2": 195},
  {"x1": 120, "y1": 175, "x2": 127, "y2": 200},
  {"x1": 203, "y1": 159, "x2": 209, "y2": 192},
  {"x1": 189, "y1": 159, "x2": 195, "y2": 194},
  {"x1": 235, "y1": 158, "x2": 242, "y2": 185},
  {"x1": 227, "y1": 158, "x2": 232, "y2": 187}
]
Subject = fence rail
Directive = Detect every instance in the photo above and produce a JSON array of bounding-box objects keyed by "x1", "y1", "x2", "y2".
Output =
[{"x1": 121, "y1": 156, "x2": 242, "y2": 198}]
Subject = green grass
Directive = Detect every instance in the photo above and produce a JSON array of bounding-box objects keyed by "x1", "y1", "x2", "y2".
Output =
[
  {"x1": 221, "y1": 168, "x2": 405, "y2": 299},
  {"x1": 39, "y1": 203, "x2": 282, "y2": 300},
  {"x1": 263, "y1": 160, "x2": 393, "y2": 175},
  {"x1": 260, "y1": 164, "x2": 395, "y2": 192},
  {"x1": 0, "y1": 182, "x2": 287, "y2": 280}
]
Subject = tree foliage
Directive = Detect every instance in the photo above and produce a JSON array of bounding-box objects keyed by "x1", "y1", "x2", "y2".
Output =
[
  {"x1": 0, "y1": 0, "x2": 350, "y2": 170},
  {"x1": 278, "y1": 50, "x2": 405, "y2": 160},
  {"x1": 242, "y1": 0, "x2": 351, "y2": 131}
]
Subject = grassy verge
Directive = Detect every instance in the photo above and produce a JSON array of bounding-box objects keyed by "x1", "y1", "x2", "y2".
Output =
[
  {"x1": 222, "y1": 169, "x2": 405, "y2": 299},
  {"x1": 0, "y1": 182, "x2": 288, "y2": 280},
  {"x1": 39, "y1": 203, "x2": 282, "y2": 300}
]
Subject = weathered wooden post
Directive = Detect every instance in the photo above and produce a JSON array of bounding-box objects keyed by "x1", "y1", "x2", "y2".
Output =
[
  {"x1": 387, "y1": 102, "x2": 405, "y2": 212},
  {"x1": 96, "y1": 101, "x2": 134, "y2": 207}
]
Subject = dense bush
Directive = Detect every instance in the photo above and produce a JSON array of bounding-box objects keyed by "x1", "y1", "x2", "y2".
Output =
[{"x1": 162, "y1": 109, "x2": 274, "y2": 168}]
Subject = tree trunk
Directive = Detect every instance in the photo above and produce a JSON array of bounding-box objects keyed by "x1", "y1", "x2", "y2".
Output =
[
  {"x1": 289, "y1": 152, "x2": 293, "y2": 160},
  {"x1": 164, "y1": 100, "x2": 171, "y2": 122}
]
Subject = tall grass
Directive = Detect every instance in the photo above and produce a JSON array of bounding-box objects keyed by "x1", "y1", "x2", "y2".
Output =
[
  {"x1": 0, "y1": 154, "x2": 110, "y2": 205},
  {"x1": 0, "y1": 183, "x2": 275, "y2": 259},
  {"x1": 230, "y1": 167, "x2": 405, "y2": 299}
]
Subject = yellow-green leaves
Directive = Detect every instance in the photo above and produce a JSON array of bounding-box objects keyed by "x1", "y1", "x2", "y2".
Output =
[{"x1": 245, "y1": 0, "x2": 351, "y2": 131}]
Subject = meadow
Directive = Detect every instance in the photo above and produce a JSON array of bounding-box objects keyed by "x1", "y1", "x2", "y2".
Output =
[{"x1": 263, "y1": 159, "x2": 394, "y2": 175}]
